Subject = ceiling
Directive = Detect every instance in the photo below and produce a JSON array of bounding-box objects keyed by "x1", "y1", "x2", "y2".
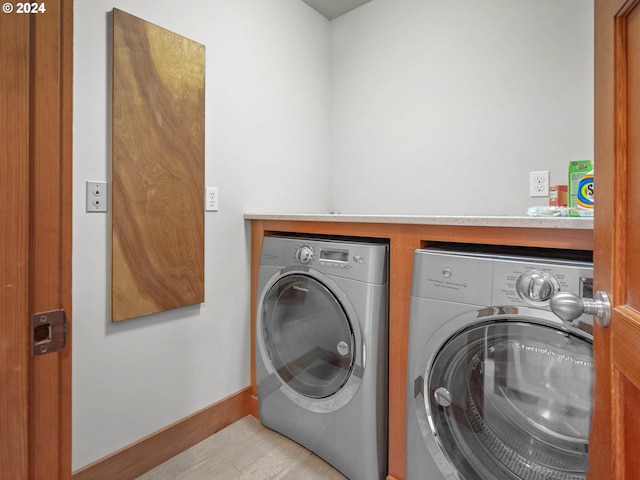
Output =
[{"x1": 301, "y1": 0, "x2": 373, "y2": 20}]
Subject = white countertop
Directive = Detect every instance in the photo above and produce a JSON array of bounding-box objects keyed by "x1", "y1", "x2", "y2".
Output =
[{"x1": 244, "y1": 213, "x2": 594, "y2": 229}]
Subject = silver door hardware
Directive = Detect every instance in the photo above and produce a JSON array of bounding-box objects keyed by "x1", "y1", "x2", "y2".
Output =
[
  {"x1": 550, "y1": 291, "x2": 611, "y2": 328},
  {"x1": 31, "y1": 309, "x2": 66, "y2": 356}
]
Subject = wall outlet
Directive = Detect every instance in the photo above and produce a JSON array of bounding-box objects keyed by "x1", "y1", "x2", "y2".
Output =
[
  {"x1": 206, "y1": 187, "x2": 219, "y2": 212},
  {"x1": 529, "y1": 170, "x2": 549, "y2": 197},
  {"x1": 86, "y1": 181, "x2": 107, "y2": 212}
]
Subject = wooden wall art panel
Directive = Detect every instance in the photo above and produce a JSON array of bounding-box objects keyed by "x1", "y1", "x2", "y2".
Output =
[{"x1": 111, "y1": 9, "x2": 205, "y2": 322}]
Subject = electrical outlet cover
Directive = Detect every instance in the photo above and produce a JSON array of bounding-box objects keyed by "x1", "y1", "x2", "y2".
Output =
[
  {"x1": 529, "y1": 171, "x2": 549, "y2": 197},
  {"x1": 205, "y1": 187, "x2": 218, "y2": 212}
]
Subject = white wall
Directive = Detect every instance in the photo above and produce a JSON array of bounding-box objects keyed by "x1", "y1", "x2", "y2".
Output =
[
  {"x1": 73, "y1": 0, "x2": 595, "y2": 471},
  {"x1": 73, "y1": 0, "x2": 330, "y2": 470},
  {"x1": 330, "y1": 0, "x2": 594, "y2": 215}
]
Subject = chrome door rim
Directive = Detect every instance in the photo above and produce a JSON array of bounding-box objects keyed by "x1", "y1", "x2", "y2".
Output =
[
  {"x1": 412, "y1": 306, "x2": 593, "y2": 480},
  {"x1": 257, "y1": 266, "x2": 365, "y2": 413}
]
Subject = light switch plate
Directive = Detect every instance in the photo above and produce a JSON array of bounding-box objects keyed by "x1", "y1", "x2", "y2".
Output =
[{"x1": 86, "y1": 181, "x2": 107, "y2": 212}]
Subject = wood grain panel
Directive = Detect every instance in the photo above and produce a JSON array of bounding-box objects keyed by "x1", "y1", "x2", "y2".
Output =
[
  {"x1": 112, "y1": 9, "x2": 205, "y2": 322},
  {"x1": 622, "y1": 374, "x2": 640, "y2": 478},
  {"x1": 250, "y1": 220, "x2": 264, "y2": 413},
  {"x1": 0, "y1": 10, "x2": 30, "y2": 477},
  {"x1": 60, "y1": 1, "x2": 74, "y2": 475},
  {"x1": 30, "y1": 3, "x2": 66, "y2": 477},
  {"x1": 626, "y1": 2, "x2": 640, "y2": 310},
  {"x1": 613, "y1": 306, "x2": 640, "y2": 391},
  {"x1": 591, "y1": 0, "x2": 618, "y2": 475}
]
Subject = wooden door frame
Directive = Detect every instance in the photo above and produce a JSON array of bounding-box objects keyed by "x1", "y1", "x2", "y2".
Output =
[
  {"x1": 591, "y1": 0, "x2": 615, "y2": 476},
  {"x1": 0, "y1": 1, "x2": 73, "y2": 478},
  {"x1": 593, "y1": 0, "x2": 640, "y2": 477},
  {"x1": 1, "y1": 9, "x2": 31, "y2": 476}
]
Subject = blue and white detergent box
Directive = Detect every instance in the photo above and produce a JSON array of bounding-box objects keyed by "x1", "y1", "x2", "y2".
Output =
[{"x1": 568, "y1": 160, "x2": 593, "y2": 217}]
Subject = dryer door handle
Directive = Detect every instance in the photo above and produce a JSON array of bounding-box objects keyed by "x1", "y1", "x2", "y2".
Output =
[{"x1": 550, "y1": 290, "x2": 611, "y2": 328}]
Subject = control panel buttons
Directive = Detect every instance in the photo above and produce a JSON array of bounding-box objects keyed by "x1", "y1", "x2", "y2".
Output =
[
  {"x1": 295, "y1": 246, "x2": 314, "y2": 264},
  {"x1": 319, "y1": 261, "x2": 351, "y2": 269},
  {"x1": 516, "y1": 269, "x2": 561, "y2": 306}
]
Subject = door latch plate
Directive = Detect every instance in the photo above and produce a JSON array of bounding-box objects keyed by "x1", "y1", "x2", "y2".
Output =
[{"x1": 31, "y1": 309, "x2": 66, "y2": 356}]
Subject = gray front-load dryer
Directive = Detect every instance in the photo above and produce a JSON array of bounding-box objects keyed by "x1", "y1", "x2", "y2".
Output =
[
  {"x1": 256, "y1": 235, "x2": 388, "y2": 480},
  {"x1": 407, "y1": 248, "x2": 594, "y2": 480}
]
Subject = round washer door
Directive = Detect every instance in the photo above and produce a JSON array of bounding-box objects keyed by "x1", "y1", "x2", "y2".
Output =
[
  {"x1": 258, "y1": 271, "x2": 363, "y2": 411},
  {"x1": 425, "y1": 320, "x2": 592, "y2": 480}
]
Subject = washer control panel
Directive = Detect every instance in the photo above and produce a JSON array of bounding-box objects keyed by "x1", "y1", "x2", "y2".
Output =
[
  {"x1": 492, "y1": 259, "x2": 592, "y2": 309},
  {"x1": 516, "y1": 269, "x2": 561, "y2": 306},
  {"x1": 412, "y1": 250, "x2": 593, "y2": 311}
]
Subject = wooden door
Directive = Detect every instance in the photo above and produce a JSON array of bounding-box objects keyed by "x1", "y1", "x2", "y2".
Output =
[
  {"x1": 0, "y1": 1, "x2": 73, "y2": 478},
  {"x1": 593, "y1": 0, "x2": 640, "y2": 477}
]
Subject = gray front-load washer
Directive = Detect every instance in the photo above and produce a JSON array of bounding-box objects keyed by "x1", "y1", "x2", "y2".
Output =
[
  {"x1": 256, "y1": 235, "x2": 388, "y2": 480},
  {"x1": 407, "y1": 248, "x2": 594, "y2": 480}
]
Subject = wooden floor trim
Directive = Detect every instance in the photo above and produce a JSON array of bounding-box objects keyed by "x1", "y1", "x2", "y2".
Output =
[{"x1": 72, "y1": 387, "x2": 252, "y2": 480}]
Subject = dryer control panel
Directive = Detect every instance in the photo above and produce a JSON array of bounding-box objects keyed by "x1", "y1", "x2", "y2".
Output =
[
  {"x1": 293, "y1": 243, "x2": 374, "y2": 273},
  {"x1": 295, "y1": 245, "x2": 314, "y2": 264},
  {"x1": 260, "y1": 236, "x2": 388, "y2": 285}
]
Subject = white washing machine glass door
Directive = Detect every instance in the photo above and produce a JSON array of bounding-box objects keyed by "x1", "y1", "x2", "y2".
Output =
[
  {"x1": 426, "y1": 320, "x2": 592, "y2": 480},
  {"x1": 260, "y1": 272, "x2": 359, "y2": 403}
]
